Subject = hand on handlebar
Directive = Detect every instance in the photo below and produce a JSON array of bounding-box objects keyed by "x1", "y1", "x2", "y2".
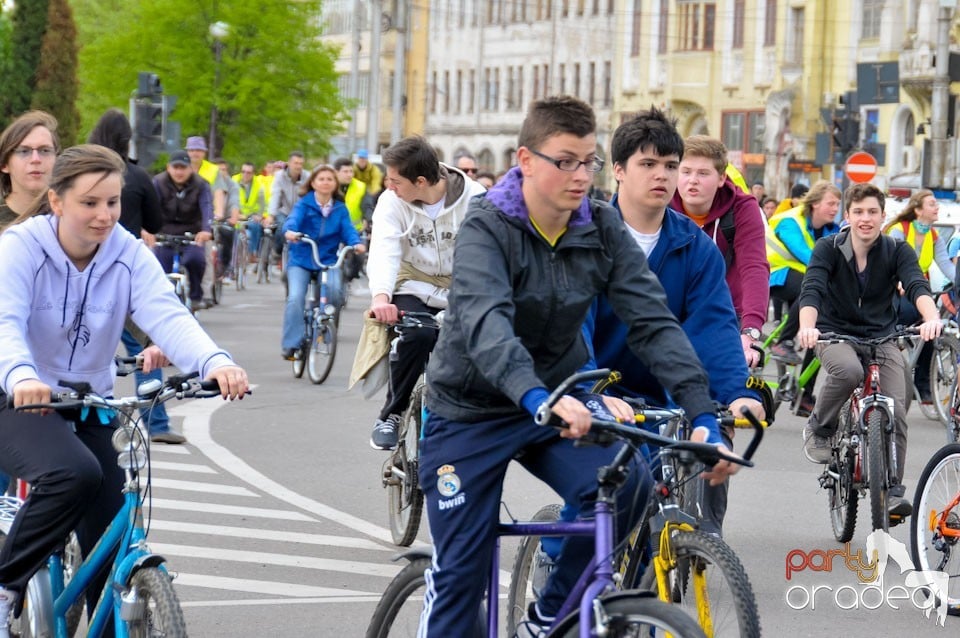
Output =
[
  {"x1": 353, "y1": 243, "x2": 367, "y2": 255},
  {"x1": 284, "y1": 231, "x2": 301, "y2": 243},
  {"x1": 600, "y1": 395, "x2": 635, "y2": 423},
  {"x1": 552, "y1": 395, "x2": 593, "y2": 439},
  {"x1": 369, "y1": 297, "x2": 399, "y2": 323},
  {"x1": 205, "y1": 365, "x2": 250, "y2": 400},
  {"x1": 690, "y1": 428, "x2": 742, "y2": 486},
  {"x1": 729, "y1": 397, "x2": 765, "y2": 426},
  {"x1": 140, "y1": 345, "x2": 170, "y2": 374},
  {"x1": 12, "y1": 379, "x2": 52, "y2": 415},
  {"x1": 195, "y1": 231, "x2": 213, "y2": 245},
  {"x1": 796, "y1": 327, "x2": 821, "y2": 351},
  {"x1": 919, "y1": 318, "x2": 943, "y2": 342}
]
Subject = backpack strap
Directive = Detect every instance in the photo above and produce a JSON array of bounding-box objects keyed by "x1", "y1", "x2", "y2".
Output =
[{"x1": 718, "y1": 206, "x2": 736, "y2": 270}]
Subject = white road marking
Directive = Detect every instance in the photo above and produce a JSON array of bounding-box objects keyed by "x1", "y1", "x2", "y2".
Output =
[
  {"x1": 180, "y1": 595, "x2": 384, "y2": 608},
  {"x1": 148, "y1": 498, "x2": 316, "y2": 522},
  {"x1": 151, "y1": 478, "x2": 258, "y2": 497},
  {"x1": 148, "y1": 520, "x2": 384, "y2": 550},
  {"x1": 172, "y1": 397, "x2": 398, "y2": 545},
  {"x1": 149, "y1": 461, "x2": 217, "y2": 474},
  {"x1": 149, "y1": 445, "x2": 192, "y2": 455},
  {"x1": 172, "y1": 574, "x2": 372, "y2": 597},
  {"x1": 152, "y1": 544, "x2": 399, "y2": 577}
]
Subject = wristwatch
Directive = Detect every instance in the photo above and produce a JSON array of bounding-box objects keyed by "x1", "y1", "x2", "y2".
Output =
[{"x1": 741, "y1": 327, "x2": 761, "y2": 341}]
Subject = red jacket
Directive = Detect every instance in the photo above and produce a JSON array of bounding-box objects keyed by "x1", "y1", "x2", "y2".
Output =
[{"x1": 670, "y1": 177, "x2": 770, "y2": 333}]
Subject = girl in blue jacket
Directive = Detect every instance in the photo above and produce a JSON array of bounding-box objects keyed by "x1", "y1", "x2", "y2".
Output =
[{"x1": 281, "y1": 164, "x2": 365, "y2": 358}]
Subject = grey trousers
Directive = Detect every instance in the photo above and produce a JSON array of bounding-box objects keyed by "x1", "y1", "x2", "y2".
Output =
[{"x1": 810, "y1": 340, "x2": 908, "y2": 484}]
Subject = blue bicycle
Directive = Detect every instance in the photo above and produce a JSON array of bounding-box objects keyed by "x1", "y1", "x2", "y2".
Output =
[
  {"x1": 0, "y1": 369, "x2": 235, "y2": 637},
  {"x1": 365, "y1": 369, "x2": 758, "y2": 637},
  {"x1": 153, "y1": 233, "x2": 195, "y2": 313}
]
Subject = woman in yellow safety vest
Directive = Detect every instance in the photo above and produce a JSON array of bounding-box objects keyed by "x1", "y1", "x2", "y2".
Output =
[
  {"x1": 884, "y1": 189, "x2": 954, "y2": 402},
  {"x1": 765, "y1": 181, "x2": 842, "y2": 415}
]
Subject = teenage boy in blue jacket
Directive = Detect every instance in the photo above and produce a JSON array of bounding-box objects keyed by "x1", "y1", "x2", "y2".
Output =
[
  {"x1": 583, "y1": 107, "x2": 764, "y2": 536},
  {"x1": 417, "y1": 96, "x2": 739, "y2": 637}
]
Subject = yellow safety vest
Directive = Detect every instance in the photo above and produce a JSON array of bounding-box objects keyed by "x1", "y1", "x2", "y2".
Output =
[
  {"x1": 344, "y1": 179, "x2": 367, "y2": 230},
  {"x1": 890, "y1": 220, "x2": 937, "y2": 275},
  {"x1": 725, "y1": 164, "x2": 750, "y2": 194},
  {"x1": 198, "y1": 160, "x2": 219, "y2": 185},
  {"x1": 766, "y1": 206, "x2": 814, "y2": 274},
  {"x1": 232, "y1": 174, "x2": 264, "y2": 218},
  {"x1": 260, "y1": 174, "x2": 275, "y2": 212}
]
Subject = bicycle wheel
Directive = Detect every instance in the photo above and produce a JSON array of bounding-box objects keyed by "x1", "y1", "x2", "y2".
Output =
[
  {"x1": 828, "y1": 400, "x2": 858, "y2": 543},
  {"x1": 387, "y1": 385, "x2": 426, "y2": 547},
  {"x1": 911, "y1": 443, "x2": 960, "y2": 616},
  {"x1": 506, "y1": 503, "x2": 563, "y2": 635},
  {"x1": 645, "y1": 530, "x2": 761, "y2": 638},
  {"x1": 234, "y1": 238, "x2": 247, "y2": 291},
  {"x1": 292, "y1": 330, "x2": 307, "y2": 379},
  {"x1": 257, "y1": 237, "x2": 271, "y2": 284},
  {"x1": 865, "y1": 406, "x2": 892, "y2": 532},
  {"x1": 124, "y1": 567, "x2": 187, "y2": 638},
  {"x1": 307, "y1": 319, "x2": 337, "y2": 384},
  {"x1": 366, "y1": 555, "x2": 431, "y2": 638},
  {"x1": 931, "y1": 334, "x2": 960, "y2": 429},
  {"x1": 551, "y1": 592, "x2": 707, "y2": 638}
]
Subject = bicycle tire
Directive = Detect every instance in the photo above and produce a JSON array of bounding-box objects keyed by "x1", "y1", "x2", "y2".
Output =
[
  {"x1": 235, "y1": 237, "x2": 248, "y2": 291},
  {"x1": 387, "y1": 385, "x2": 426, "y2": 546},
  {"x1": 365, "y1": 556, "x2": 431, "y2": 638},
  {"x1": 910, "y1": 442, "x2": 960, "y2": 616},
  {"x1": 866, "y1": 406, "x2": 891, "y2": 532},
  {"x1": 829, "y1": 400, "x2": 858, "y2": 543},
  {"x1": 642, "y1": 529, "x2": 761, "y2": 638},
  {"x1": 257, "y1": 238, "x2": 271, "y2": 284},
  {"x1": 505, "y1": 503, "x2": 563, "y2": 635},
  {"x1": 931, "y1": 334, "x2": 960, "y2": 429},
  {"x1": 124, "y1": 567, "x2": 187, "y2": 638},
  {"x1": 292, "y1": 335, "x2": 307, "y2": 379},
  {"x1": 307, "y1": 320, "x2": 337, "y2": 384},
  {"x1": 551, "y1": 592, "x2": 707, "y2": 638}
]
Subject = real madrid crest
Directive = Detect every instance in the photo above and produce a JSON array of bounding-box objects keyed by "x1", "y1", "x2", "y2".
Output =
[{"x1": 436, "y1": 464, "x2": 461, "y2": 498}]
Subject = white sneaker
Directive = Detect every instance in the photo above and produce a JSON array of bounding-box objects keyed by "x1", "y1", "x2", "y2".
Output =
[{"x1": 0, "y1": 587, "x2": 15, "y2": 638}]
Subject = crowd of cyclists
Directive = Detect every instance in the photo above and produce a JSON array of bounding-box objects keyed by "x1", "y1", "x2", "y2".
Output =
[{"x1": 0, "y1": 91, "x2": 957, "y2": 636}]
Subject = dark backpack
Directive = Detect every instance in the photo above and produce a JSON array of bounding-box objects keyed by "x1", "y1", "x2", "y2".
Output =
[{"x1": 717, "y1": 206, "x2": 736, "y2": 271}]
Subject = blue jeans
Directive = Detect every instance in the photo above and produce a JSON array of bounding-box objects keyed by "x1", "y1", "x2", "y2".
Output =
[
  {"x1": 120, "y1": 329, "x2": 170, "y2": 435},
  {"x1": 247, "y1": 221, "x2": 263, "y2": 256},
  {"x1": 282, "y1": 266, "x2": 344, "y2": 350}
]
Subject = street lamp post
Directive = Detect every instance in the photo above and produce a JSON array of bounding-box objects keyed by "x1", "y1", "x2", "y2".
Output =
[{"x1": 208, "y1": 20, "x2": 229, "y2": 157}]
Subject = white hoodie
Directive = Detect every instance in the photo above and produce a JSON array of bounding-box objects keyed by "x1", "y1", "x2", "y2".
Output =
[
  {"x1": 367, "y1": 164, "x2": 486, "y2": 308},
  {"x1": 0, "y1": 215, "x2": 235, "y2": 397}
]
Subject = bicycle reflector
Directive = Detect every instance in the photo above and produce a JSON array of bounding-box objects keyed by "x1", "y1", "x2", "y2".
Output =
[
  {"x1": 112, "y1": 426, "x2": 148, "y2": 471},
  {"x1": 323, "y1": 303, "x2": 337, "y2": 316}
]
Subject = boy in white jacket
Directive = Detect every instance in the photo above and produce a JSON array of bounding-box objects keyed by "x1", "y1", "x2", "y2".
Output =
[{"x1": 367, "y1": 136, "x2": 486, "y2": 450}]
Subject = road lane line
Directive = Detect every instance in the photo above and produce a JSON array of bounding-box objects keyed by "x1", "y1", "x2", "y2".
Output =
[
  {"x1": 151, "y1": 478, "x2": 258, "y2": 497},
  {"x1": 172, "y1": 574, "x2": 371, "y2": 597},
  {"x1": 180, "y1": 595, "x2": 385, "y2": 607},
  {"x1": 148, "y1": 520, "x2": 384, "y2": 550},
  {"x1": 172, "y1": 397, "x2": 398, "y2": 544},
  {"x1": 148, "y1": 498, "x2": 317, "y2": 522},
  {"x1": 149, "y1": 461, "x2": 217, "y2": 474},
  {"x1": 152, "y1": 543, "x2": 399, "y2": 577},
  {"x1": 149, "y1": 445, "x2": 192, "y2": 455}
]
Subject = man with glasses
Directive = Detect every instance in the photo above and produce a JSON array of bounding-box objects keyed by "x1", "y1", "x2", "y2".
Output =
[
  {"x1": 366, "y1": 136, "x2": 487, "y2": 450},
  {"x1": 454, "y1": 151, "x2": 479, "y2": 178},
  {"x1": 416, "y1": 96, "x2": 732, "y2": 637}
]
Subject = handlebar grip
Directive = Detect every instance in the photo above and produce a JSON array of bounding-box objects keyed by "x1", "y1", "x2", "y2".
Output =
[{"x1": 738, "y1": 406, "x2": 765, "y2": 462}]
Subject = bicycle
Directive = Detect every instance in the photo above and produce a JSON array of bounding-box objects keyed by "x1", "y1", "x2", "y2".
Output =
[
  {"x1": 231, "y1": 220, "x2": 249, "y2": 292},
  {"x1": 366, "y1": 368, "x2": 757, "y2": 638},
  {"x1": 288, "y1": 235, "x2": 352, "y2": 384},
  {"x1": 380, "y1": 311, "x2": 442, "y2": 547},
  {"x1": 152, "y1": 233, "x2": 195, "y2": 313},
  {"x1": 508, "y1": 397, "x2": 765, "y2": 637},
  {"x1": 209, "y1": 220, "x2": 233, "y2": 306},
  {"x1": 818, "y1": 329, "x2": 917, "y2": 542},
  {"x1": 910, "y1": 442, "x2": 960, "y2": 616},
  {"x1": 256, "y1": 220, "x2": 275, "y2": 284},
  {"x1": 0, "y1": 370, "x2": 238, "y2": 637}
]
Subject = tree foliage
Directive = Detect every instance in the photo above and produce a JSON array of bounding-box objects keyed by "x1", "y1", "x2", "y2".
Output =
[
  {"x1": 74, "y1": 0, "x2": 348, "y2": 165},
  {"x1": 31, "y1": 0, "x2": 80, "y2": 145},
  {"x1": 0, "y1": 0, "x2": 50, "y2": 125}
]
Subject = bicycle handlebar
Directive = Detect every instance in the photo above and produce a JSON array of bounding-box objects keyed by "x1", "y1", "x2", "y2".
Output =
[
  {"x1": 153, "y1": 233, "x2": 197, "y2": 247},
  {"x1": 816, "y1": 326, "x2": 921, "y2": 348},
  {"x1": 290, "y1": 234, "x2": 354, "y2": 271},
  {"x1": 534, "y1": 369, "x2": 761, "y2": 468}
]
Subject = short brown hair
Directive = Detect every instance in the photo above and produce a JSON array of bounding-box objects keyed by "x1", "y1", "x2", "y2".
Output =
[
  {"x1": 0, "y1": 110, "x2": 61, "y2": 198},
  {"x1": 682, "y1": 135, "x2": 727, "y2": 175},
  {"x1": 518, "y1": 95, "x2": 596, "y2": 152},
  {"x1": 844, "y1": 182, "x2": 885, "y2": 213}
]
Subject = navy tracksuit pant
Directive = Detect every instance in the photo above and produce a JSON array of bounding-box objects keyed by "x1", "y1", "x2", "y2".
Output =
[{"x1": 417, "y1": 410, "x2": 650, "y2": 637}]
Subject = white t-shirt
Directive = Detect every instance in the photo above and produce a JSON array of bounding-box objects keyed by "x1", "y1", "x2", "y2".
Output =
[
  {"x1": 422, "y1": 199, "x2": 445, "y2": 221},
  {"x1": 626, "y1": 223, "x2": 661, "y2": 257}
]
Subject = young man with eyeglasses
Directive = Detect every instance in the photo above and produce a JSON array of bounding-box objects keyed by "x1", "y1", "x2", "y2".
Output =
[
  {"x1": 366, "y1": 136, "x2": 486, "y2": 450},
  {"x1": 416, "y1": 96, "x2": 735, "y2": 637}
]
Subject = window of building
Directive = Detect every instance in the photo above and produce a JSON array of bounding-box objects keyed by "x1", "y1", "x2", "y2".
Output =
[
  {"x1": 574, "y1": 62, "x2": 581, "y2": 97},
  {"x1": 533, "y1": 65, "x2": 541, "y2": 100},
  {"x1": 493, "y1": 68, "x2": 501, "y2": 111},
  {"x1": 543, "y1": 63, "x2": 550, "y2": 94},
  {"x1": 458, "y1": 0, "x2": 466, "y2": 28},
  {"x1": 862, "y1": 0, "x2": 882, "y2": 39},
  {"x1": 602, "y1": 61, "x2": 611, "y2": 107},
  {"x1": 430, "y1": 70, "x2": 438, "y2": 114},
  {"x1": 468, "y1": 69, "x2": 476, "y2": 113},
  {"x1": 578, "y1": 0, "x2": 587, "y2": 16},
  {"x1": 732, "y1": 0, "x2": 744, "y2": 49},
  {"x1": 559, "y1": 63, "x2": 566, "y2": 94},
  {"x1": 517, "y1": 66, "x2": 524, "y2": 110},
  {"x1": 456, "y1": 70, "x2": 463, "y2": 114},
  {"x1": 442, "y1": 71, "x2": 449, "y2": 113},
  {"x1": 764, "y1": 0, "x2": 776, "y2": 46},
  {"x1": 677, "y1": 2, "x2": 716, "y2": 51},
  {"x1": 588, "y1": 61, "x2": 596, "y2": 104},
  {"x1": 658, "y1": 0, "x2": 669, "y2": 54},
  {"x1": 722, "y1": 110, "x2": 765, "y2": 153},
  {"x1": 482, "y1": 68, "x2": 491, "y2": 111},
  {"x1": 786, "y1": 7, "x2": 804, "y2": 64},
  {"x1": 631, "y1": 0, "x2": 642, "y2": 57}
]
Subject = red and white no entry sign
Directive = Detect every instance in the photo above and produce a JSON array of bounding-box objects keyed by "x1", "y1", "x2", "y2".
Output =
[{"x1": 845, "y1": 151, "x2": 878, "y2": 184}]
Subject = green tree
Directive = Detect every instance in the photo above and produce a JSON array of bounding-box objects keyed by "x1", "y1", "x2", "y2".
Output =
[
  {"x1": 0, "y1": 0, "x2": 50, "y2": 125},
  {"x1": 31, "y1": 0, "x2": 80, "y2": 145},
  {"x1": 74, "y1": 0, "x2": 348, "y2": 164}
]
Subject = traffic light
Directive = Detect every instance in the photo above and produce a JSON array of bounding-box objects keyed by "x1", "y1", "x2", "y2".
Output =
[
  {"x1": 831, "y1": 113, "x2": 860, "y2": 154},
  {"x1": 131, "y1": 72, "x2": 178, "y2": 168},
  {"x1": 135, "y1": 101, "x2": 163, "y2": 140},
  {"x1": 137, "y1": 72, "x2": 162, "y2": 99}
]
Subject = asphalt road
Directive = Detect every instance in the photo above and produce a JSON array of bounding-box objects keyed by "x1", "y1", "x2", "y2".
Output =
[{"x1": 129, "y1": 273, "x2": 957, "y2": 637}]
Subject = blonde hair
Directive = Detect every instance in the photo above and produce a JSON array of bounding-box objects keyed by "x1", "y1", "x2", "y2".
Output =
[
  {"x1": 883, "y1": 189, "x2": 934, "y2": 232},
  {"x1": 800, "y1": 181, "x2": 842, "y2": 221}
]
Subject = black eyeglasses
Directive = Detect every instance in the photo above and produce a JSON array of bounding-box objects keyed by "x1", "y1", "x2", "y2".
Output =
[
  {"x1": 12, "y1": 146, "x2": 55, "y2": 160},
  {"x1": 529, "y1": 149, "x2": 604, "y2": 173},
  {"x1": 462, "y1": 167, "x2": 478, "y2": 174}
]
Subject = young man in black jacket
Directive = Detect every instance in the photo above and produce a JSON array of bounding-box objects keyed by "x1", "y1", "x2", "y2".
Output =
[
  {"x1": 416, "y1": 96, "x2": 738, "y2": 637},
  {"x1": 796, "y1": 182, "x2": 942, "y2": 521}
]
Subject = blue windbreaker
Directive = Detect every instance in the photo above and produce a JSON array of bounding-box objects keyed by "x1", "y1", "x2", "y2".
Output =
[{"x1": 282, "y1": 193, "x2": 361, "y2": 270}]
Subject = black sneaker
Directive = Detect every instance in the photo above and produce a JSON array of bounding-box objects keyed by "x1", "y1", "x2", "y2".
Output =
[
  {"x1": 888, "y1": 494, "x2": 913, "y2": 526},
  {"x1": 281, "y1": 348, "x2": 296, "y2": 360},
  {"x1": 770, "y1": 341, "x2": 802, "y2": 366},
  {"x1": 370, "y1": 415, "x2": 401, "y2": 450}
]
